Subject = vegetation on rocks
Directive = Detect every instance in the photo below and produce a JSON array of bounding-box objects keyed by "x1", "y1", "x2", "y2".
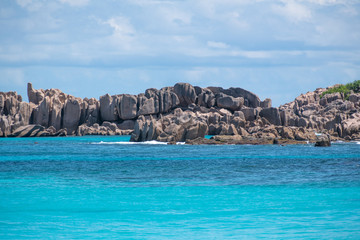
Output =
[{"x1": 321, "y1": 80, "x2": 360, "y2": 100}]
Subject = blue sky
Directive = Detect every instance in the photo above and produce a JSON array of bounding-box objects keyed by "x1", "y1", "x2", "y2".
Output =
[{"x1": 0, "y1": 0, "x2": 359, "y2": 106}]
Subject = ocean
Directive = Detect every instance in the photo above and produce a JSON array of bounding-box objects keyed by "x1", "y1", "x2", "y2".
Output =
[{"x1": 0, "y1": 136, "x2": 359, "y2": 239}]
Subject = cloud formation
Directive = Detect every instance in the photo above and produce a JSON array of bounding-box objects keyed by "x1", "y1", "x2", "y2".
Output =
[{"x1": 0, "y1": 0, "x2": 359, "y2": 106}]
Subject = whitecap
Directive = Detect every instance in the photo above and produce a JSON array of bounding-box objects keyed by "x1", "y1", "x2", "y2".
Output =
[{"x1": 91, "y1": 140, "x2": 168, "y2": 145}]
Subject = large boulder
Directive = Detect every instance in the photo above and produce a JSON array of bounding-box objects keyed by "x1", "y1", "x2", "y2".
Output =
[
  {"x1": 158, "y1": 90, "x2": 180, "y2": 113},
  {"x1": 18, "y1": 102, "x2": 32, "y2": 126},
  {"x1": 241, "y1": 108, "x2": 259, "y2": 122},
  {"x1": 259, "y1": 107, "x2": 282, "y2": 126},
  {"x1": 119, "y1": 94, "x2": 137, "y2": 120},
  {"x1": 84, "y1": 98, "x2": 100, "y2": 125},
  {"x1": 260, "y1": 98, "x2": 272, "y2": 108},
  {"x1": 49, "y1": 97, "x2": 62, "y2": 130},
  {"x1": 138, "y1": 97, "x2": 156, "y2": 115},
  {"x1": 197, "y1": 88, "x2": 216, "y2": 108},
  {"x1": 0, "y1": 94, "x2": 4, "y2": 113},
  {"x1": 341, "y1": 114, "x2": 360, "y2": 137},
  {"x1": 62, "y1": 98, "x2": 81, "y2": 134},
  {"x1": 99, "y1": 94, "x2": 118, "y2": 122},
  {"x1": 33, "y1": 96, "x2": 51, "y2": 127},
  {"x1": 27, "y1": 82, "x2": 44, "y2": 105},
  {"x1": 130, "y1": 110, "x2": 207, "y2": 142},
  {"x1": 174, "y1": 83, "x2": 197, "y2": 107},
  {"x1": 9, "y1": 124, "x2": 45, "y2": 137},
  {"x1": 315, "y1": 134, "x2": 331, "y2": 147},
  {"x1": 209, "y1": 87, "x2": 261, "y2": 108},
  {"x1": 0, "y1": 116, "x2": 11, "y2": 137},
  {"x1": 4, "y1": 94, "x2": 19, "y2": 116},
  {"x1": 216, "y1": 94, "x2": 244, "y2": 111}
]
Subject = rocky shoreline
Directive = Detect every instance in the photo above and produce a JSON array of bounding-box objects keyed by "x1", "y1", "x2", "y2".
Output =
[{"x1": 0, "y1": 82, "x2": 359, "y2": 145}]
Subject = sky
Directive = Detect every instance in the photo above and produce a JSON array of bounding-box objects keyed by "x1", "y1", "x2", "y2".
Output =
[{"x1": 0, "y1": 0, "x2": 359, "y2": 107}]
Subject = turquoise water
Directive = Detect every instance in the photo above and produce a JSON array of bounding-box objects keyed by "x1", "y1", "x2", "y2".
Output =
[{"x1": 0, "y1": 136, "x2": 360, "y2": 239}]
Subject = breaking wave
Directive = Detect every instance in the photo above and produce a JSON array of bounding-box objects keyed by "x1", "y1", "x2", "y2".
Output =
[{"x1": 91, "y1": 141, "x2": 185, "y2": 145}]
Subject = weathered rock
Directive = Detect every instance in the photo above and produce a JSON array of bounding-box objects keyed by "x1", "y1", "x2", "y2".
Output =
[
  {"x1": 349, "y1": 94, "x2": 360, "y2": 103},
  {"x1": 0, "y1": 116, "x2": 11, "y2": 137},
  {"x1": 49, "y1": 97, "x2": 62, "y2": 130},
  {"x1": 119, "y1": 94, "x2": 137, "y2": 120},
  {"x1": 9, "y1": 124, "x2": 45, "y2": 137},
  {"x1": 216, "y1": 94, "x2": 244, "y2": 111},
  {"x1": 159, "y1": 90, "x2": 180, "y2": 113},
  {"x1": 27, "y1": 82, "x2": 44, "y2": 105},
  {"x1": 260, "y1": 98, "x2": 272, "y2": 108},
  {"x1": 84, "y1": 99, "x2": 100, "y2": 125},
  {"x1": 197, "y1": 88, "x2": 216, "y2": 108},
  {"x1": 277, "y1": 126, "x2": 295, "y2": 140},
  {"x1": 99, "y1": 94, "x2": 118, "y2": 121},
  {"x1": 2, "y1": 81, "x2": 360, "y2": 142},
  {"x1": 18, "y1": 102, "x2": 32, "y2": 126},
  {"x1": 54, "y1": 128, "x2": 67, "y2": 136},
  {"x1": 138, "y1": 97, "x2": 156, "y2": 115},
  {"x1": 315, "y1": 134, "x2": 331, "y2": 147},
  {"x1": 209, "y1": 87, "x2": 261, "y2": 108},
  {"x1": 62, "y1": 98, "x2": 81, "y2": 134},
  {"x1": 320, "y1": 92, "x2": 342, "y2": 106},
  {"x1": 298, "y1": 117, "x2": 308, "y2": 128},
  {"x1": 259, "y1": 107, "x2": 281, "y2": 126},
  {"x1": 33, "y1": 97, "x2": 51, "y2": 127},
  {"x1": 4, "y1": 94, "x2": 19, "y2": 116},
  {"x1": 342, "y1": 114, "x2": 360, "y2": 137},
  {"x1": 118, "y1": 120, "x2": 135, "y2": 130},
  {"x1": 0, "y1": 95, "x2": 4, "y2": 113},
  {"x1": 174, "y1": 83, "x2": 197, "y2": 107},
  {"x1": 241, "y1": 108, "x2": 258, "y2": 122}
]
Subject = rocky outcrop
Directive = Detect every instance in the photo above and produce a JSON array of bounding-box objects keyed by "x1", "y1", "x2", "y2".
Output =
[
  {"x1": 1, "y1": 81, "x2": 359, "y2": 143},
  {"x1": 119, "y1": 94, "x2": 137, "y2": 120},
  {"x1": 216, "y1": 94, "x2": 244, "y2": 111},
  {"x1": 259, "y1": 107, "x2": 282, "y2": 126},
  {"x1": 9, "y1": 124, "x2": 67, "y2": 137},
  {"x1": 100, "y1": 94, "x2": 118, "y2": 122},
  {"x1": 174, "y1": 83, "x2": 197, "y2": 107},
  {"x1": 315, "y1": 134, "x2": 331, "y2": 147},
  {"x1": 130, "y1": 109, "x2": 208, "y2": 142},
  {"x1": 0, "y1": 91, "x2": 32, "y2": 137},
  {"x1": 62, "y1": 98, "x2": 81, "y2": 134}
]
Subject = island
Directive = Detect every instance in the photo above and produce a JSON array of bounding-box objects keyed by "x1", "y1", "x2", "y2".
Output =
[{"x1": 0, "y1": 81, "x2": 359, "y2": 145}]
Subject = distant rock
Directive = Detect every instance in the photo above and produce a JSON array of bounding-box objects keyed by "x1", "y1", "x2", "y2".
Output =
[
  {"x1": 1, "y1": 81, "x2": 360, "y2": 143},
  {"x1": 119, "y1": 94, "x2": 138, "y2": 120},
  {"x1": 62, "y1": 98, "x2": 81, "y2": 134},
  {"x1": 100, "y1": 94, "x2": 118, "y2": 122},
  {"x1": 315, "y1": 134, "x2": 331, "y2": 147},
  {"x1": 216, "y1": 94, "x2": 244, "y2": 111},
  {"x1": 259, "y1": 107, "x2": 281, "y2": 125},
  {"x1": 174, "y1": 83, "x2": 197, "y2": 107}
]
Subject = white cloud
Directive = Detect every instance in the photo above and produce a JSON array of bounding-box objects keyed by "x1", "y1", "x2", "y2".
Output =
[
  {"x1": 303, "y1": 0, "x2": 352, "y2": 5},
  {"x1": 58, "y1": 0, "x2": 89, "y2": 7},
  {"x1": 273, "y1": 1, "x2": 312, "y2": 23},
  {"x1": 207, "y1": 41, "x2": 229, "y2": 49},
  {"x1": 15, "y1": 0, "x2": 44, "y2": 11},
  {"x1": 105, "y1": 17, "x2": 135, "y2": 36},
  {"x1": 231, "y1": 51, "x2": 272, "y2": 59}
]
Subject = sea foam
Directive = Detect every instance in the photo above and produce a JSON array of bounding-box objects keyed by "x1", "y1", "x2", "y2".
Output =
[{"x1": 92, "y1": 140, "x2": 168, "y2": 145}]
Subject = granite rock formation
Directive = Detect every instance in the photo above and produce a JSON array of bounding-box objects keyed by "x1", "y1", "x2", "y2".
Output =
[{"x1": 0, "y1": 82, "x2": 359, "y2": 144}]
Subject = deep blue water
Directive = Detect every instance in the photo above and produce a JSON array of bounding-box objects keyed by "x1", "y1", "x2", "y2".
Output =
[{"x1": 0, "y1": 136, "x2": 360, "y2": 239}]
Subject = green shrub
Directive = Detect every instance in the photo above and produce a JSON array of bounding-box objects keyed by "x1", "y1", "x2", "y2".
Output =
[{"x1": 320, "y1": 80, "x2": 360, "y2": 100}]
